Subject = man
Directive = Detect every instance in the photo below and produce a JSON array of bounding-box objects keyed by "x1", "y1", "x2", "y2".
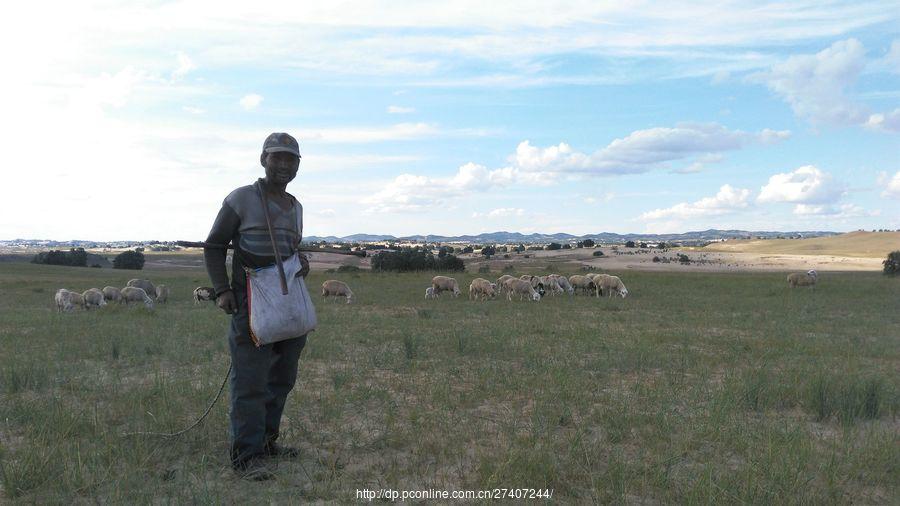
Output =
[{"x1": 204, "y1": 132, "x2": 311, "y2": 480}]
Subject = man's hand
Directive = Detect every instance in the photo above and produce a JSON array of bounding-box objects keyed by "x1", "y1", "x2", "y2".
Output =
[
  {"x1": 216, "y1": 290, "x2": 237, "y2": 314},
  {"x1": 298, "y1": 253, "x2": 310, "y2": 278}
]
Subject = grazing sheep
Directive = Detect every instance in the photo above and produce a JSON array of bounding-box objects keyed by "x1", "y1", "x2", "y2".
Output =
[
  {"x1": 432, "y1": 276, "x2": 461, "y2": 298},
  {"x1": 55, "y1": 289, "x2": 84, "y2": 312},
  {"x1": 155, "y1": 285, "x2": 170, "y2": 303},
  {"x1": 496, "y1": 275, "x2": 516, "y2": 294},
  {"x1": 82, "y1": 288, "x2": 107, "y2": 309},
  {"x1": 126, "y1": 279, "x2": 156, "y2": 300},
  {"x1": 121, "y1": 286, "x2": 155, "y2": 309},
  {"x1": 193, "y1": 286, "x2": 217, "y2": 304},
  {"x1": 468, "y1": 278, "x2": 496, "y2": 301},
  {"x1": 550, "y1": 274, "x2": 575, "y2": 295},
  {"x1": 539, "y1": 275, "x2": 563, "y2": 296},
  {"x1": 597, "y1": 274, "x2": 628, "y2": 298},
  {"x1": 568, "y1": 275, "x2": 596, "y2": 295},
  {"x1": 506, "y1": 279, "x2": 541, "y2": 301},
  {"x1": 787, "y1": 269, "x2": 818, "y2": 288},
  {"x1": 425, "y1": 287, "x2": 437, "y2": 300},
  {"x1": 322, "y1": 280, "x2": 354, "y2": 304},
  {"x1": 102, "y1": 286, "x2": 123, "y2": 304},
  {"x1": 518, "y1": 275, "x2": 545, "y2": 297}
]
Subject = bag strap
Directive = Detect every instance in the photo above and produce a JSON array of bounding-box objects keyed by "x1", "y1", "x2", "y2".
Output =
[{"x1": 256, "y1": 179, "x2": 289, "y2": 295}]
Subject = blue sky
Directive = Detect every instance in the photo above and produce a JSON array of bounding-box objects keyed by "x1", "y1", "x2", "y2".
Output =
[{"x1": 1, "y1": 1, "x2": 898, "y2": 240}]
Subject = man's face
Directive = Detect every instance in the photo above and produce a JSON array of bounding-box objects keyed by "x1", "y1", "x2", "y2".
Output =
[{"x1": 263, "y1": 152, "x2": 300, "y2": 185}]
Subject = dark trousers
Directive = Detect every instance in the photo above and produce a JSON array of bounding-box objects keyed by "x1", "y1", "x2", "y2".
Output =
[{"x1": 228, "y1": 285, "x2": 307, "y2": 467}]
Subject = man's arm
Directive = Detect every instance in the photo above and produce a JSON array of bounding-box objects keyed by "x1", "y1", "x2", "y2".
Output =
[{"x1": 204, "y1": 203, "x2": 240, "y2": 296}]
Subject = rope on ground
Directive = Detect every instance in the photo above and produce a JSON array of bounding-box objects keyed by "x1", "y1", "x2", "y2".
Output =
[{"x1": 121, "y1": 363, "x2": 232, "y2": 438}]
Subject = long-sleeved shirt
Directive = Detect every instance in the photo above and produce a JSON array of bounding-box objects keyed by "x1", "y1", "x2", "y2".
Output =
[{"x1": 204, "y1": 179, "x2": 303, "y2": 295}]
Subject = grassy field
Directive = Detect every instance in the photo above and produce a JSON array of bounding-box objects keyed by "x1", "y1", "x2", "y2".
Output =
[
  {"x1": 699, "y1": 231, "x2": 900, "y2": 258},
  {"x1": 0, "y1": 262, "x2": 898, "y2": 503}
]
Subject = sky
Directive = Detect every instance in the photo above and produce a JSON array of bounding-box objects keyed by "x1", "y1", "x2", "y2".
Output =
[{"x1": 0, "y1": 1, "x2": 898, "y2": 241}]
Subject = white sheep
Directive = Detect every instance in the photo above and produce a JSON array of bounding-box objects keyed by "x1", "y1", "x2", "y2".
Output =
[
  {"x1": 468, "y1": 278, "x2": 496, "y2": 301},
  {"x1": 121, "y1": 286, "x2": 155, "y2": 309},
  {"x1": 126, "y1": 279, "x2": 156, "y2": 300},
  {"x1": 55, "y1": 289, "x2": 84, "y2": 312},
  {"x1": 424, "y1": 286, "x2": 437, "y2": 300},
  {"x1": 597, "y1": 274, "x2": 628, "y2": 298},
  {"x1": 82, "y1": 288, "x2": 108, "y2": 309},
  {"x1": 322, "y1": 279, "x2": 354, "y2": 304},
  {"x1": 102, "y1": 286, "x2": 123, "y2": 304},
  {"x1": 155, "y1": 285, "x2": 170, "y2": 303},
  {"x1": 550, "y1": 274, "x2": 574, "y2": 295},
  {"x1": 568, "y1": 275, "x2": 596, "y2": 296},
  {"x1": 506, "y1": 278, "x2": 541, "y2": 301},
  {"x1": 496, "y1": 275, "x2": 516, "y2": 294},
  {"x1": 432, "y1": 276, "x2": 461, "y2": 298},
  {"x1": 787, "y1": 269, "x2": 818, "y2": 288}
]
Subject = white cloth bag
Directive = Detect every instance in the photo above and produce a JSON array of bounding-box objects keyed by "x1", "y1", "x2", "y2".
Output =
[{"x1": 246, "y1": 253, "x2": 317, "y2": 346}]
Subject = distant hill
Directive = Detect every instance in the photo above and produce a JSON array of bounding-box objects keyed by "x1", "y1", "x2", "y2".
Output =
[
  {"x1": 304, "y1": 229, "x2": 837, "y2": 245},
  {"x1": 699, "y1": 231, "x2": 900, "y2": 258}
]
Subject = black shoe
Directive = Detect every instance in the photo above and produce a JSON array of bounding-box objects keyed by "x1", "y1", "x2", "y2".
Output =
[
  {"x1": 264, "y1": 442, "x2": 301, "y2": 459},
  {"x1": 234, "y1": 456, "x2": 275, "y2": 481}
]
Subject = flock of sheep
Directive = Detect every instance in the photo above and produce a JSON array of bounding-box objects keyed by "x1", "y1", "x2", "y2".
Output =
[
  {"x1": 425, "y1": 272, "x2": 629, "y2": 302},
  {"x1": 54, "y1": 278, "x2": 219, "y2": 312},
  {"x1": 55, "y1": 268, "x2": 819, "y2": 312}
]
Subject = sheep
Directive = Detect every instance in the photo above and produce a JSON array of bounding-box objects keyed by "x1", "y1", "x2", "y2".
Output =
[
  {"x1": 568, "y1": 275, "x2": 596, "y2": 296},
  {"x1": 193, "y1": 286, "x2": 217, "y2": 304},
  {"x1": 468, "y1": 278, "x2": 496, "y2": 301},
  {"x1": 496, "y1": 275, "x2": 516, "y2": 294},
  {"x1": 550, "y1": 274, "x2": 575, "y2": 295},
  {"x1": 519, "y1": 275, "x2": 545, "y2": 297},
  {"x1": 322, "y1": 279, "x2": 354, "y2": 304},
  {"x1": 82, "y1": 288, "x2": 107, "y2": 309},
  {"x1": 126, "y1": 279, "x2": 156, "y2": 300},
  {"x1": 787, "y1": 269, "x2": 818, "y2": 288},
  {"x1": 102, "y1": 286, "x2": 123, "y2": 304},
  {"x1": 424, "y1": 287, "x2": 437, "y2": 300},
  {"x1": 432, "y1": 276, "x2": 461, "y2": 298},
  {"x1": 506, "y1": 278, "x2": 541, "y2": 301},
  {"x1": 121, "y1": 286, "x2": 155, "y2": 309},
  {"x1": 155, "y1": 285, "x2": 170, "y2": 303},
  {"x1": 55, "y1": 289, "x2": 84, "y2": 312},
  {"x1": 539, "y1": 275, "x2": 562, "y2": 296},
  {"x1": 597, "y1": 274, "x2": 628, "y2": 298}
]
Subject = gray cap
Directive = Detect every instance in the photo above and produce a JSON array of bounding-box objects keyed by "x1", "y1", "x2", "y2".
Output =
[{"x1": 262, "y1": 132, "x2": 300, "y2": 157}]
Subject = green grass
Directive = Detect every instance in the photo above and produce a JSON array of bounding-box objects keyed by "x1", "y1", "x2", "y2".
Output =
[{"x1": 0, "y1": 263, "x2": 898, "y2": 503}]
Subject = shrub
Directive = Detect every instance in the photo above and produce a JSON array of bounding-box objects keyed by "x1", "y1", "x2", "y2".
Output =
[
  {"x1": 371, "y1": 248, "x2": 464, "y2": 272},
  {"x1": 113, "y1": 250, "x2": 145, "y2": 270},
  {"x1": 546, "y1": 242, "x2": 562, "y2": 251},
  {"x1": 582, "y1": 239, "x2": 595, "y2": 248},
  {"x1": 625, "y1": 240, "x2": 636, "y2": 248},
  {"x1": 481, "y1": 245, "x2": 496, "y2": 257},
  {"x1": 562, "y1": 244, "x2": 571, "y2": 249},
  {"x1": 336, "y1": 265, "x2": 361, "y2": 273},
  {"x1": 652, "y1": 256, "x2": 661, "y2": 263},
  {"x1": 31, "y1": 248, "x2": 87, "y2": 267},
  {"x1": 883, "y1": 250, "x2": 900, "y2": 276},
  {"x1": 592, "y1": 250, "x2": 604, "y2": 257},
  {"x1": 461, "y1": 246, "x2": 474, "y2": 254},
  {"x1": 677, "y1": 253, "x2": 691, "y2": 264}
]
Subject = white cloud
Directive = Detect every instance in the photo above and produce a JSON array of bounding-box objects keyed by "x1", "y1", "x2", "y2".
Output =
[
  {"x1": 759, "y1": 38, "x2": 868, "y2": 126},
  {"x1": 879, "y1": 171, "x2": 900, "y2": 199},
  {"x1": 793, "y1": 203, "x2": 873, "y2": 218},
  {"x1": 511, "y1": 123, "x2": 787, "y2": 176},
  {"x1": 758, "y1": 165, "x2": 846, "y2": 204},
  {"x1": 239, "y1": 93, "x2": 263, "y2": 110},
  {"x1": 387, "y1": 105, "x2": 415, "y2": 114},
  {"x1": 865, "y1": 108, "x2": 900, "y2": 132},
  {"x1": 293, "y1": 122, "x2": 490, "y2": 143},
  {"x1": 471, "y1": 208, "x2": 526, "y2": 219},
  {"x1": 879, "y1": 39, "x2": 900, "y2": 73},
  {"x1": 363, "y1": 162, "x2": 552, "y2": 213},
  {"x1": 182, "y1": 106, "x2": 205, "y2": 114},
  {"x1": 172, "y1": 52, "x2": 196, "y2": 80},
  {"x1": 639, "y1": 184, "x2": 752, "y2": 220}
]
